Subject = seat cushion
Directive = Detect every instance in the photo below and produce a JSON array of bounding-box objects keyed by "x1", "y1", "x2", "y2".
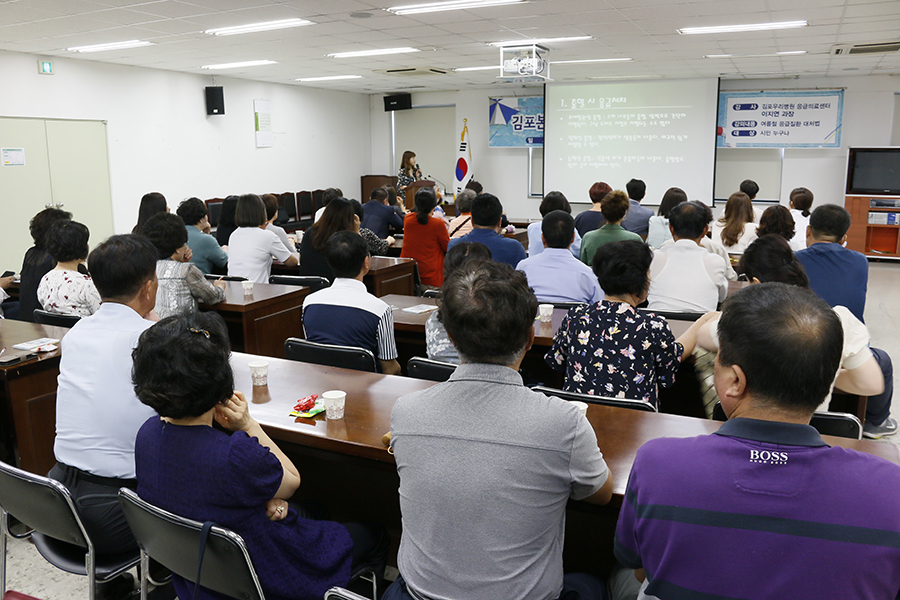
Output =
[{"x1": 32, "y1": 533, "x2": 139, "y2": 580}]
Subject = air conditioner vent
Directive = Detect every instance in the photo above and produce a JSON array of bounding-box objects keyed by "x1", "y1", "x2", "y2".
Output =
[
  {"x1": 374, "y1": 67, "x2": 449, "y2": 76},
  {"x1": 832, "y1": 41, "x2": 900, "y2": 55}
]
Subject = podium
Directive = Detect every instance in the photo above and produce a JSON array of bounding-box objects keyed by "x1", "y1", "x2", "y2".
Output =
[{"x1": 405, "y1": 180, "x2": 436, "y2": 210}]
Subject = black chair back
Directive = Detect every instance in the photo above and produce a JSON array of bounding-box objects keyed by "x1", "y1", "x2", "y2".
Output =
[
  {"x1": 284, "y1": 338, "x2": 377, "y2": 373},
  {"x1": 206, "y1": 199, "x2": 223, "y2": 228},
  {"x1": 421, "y1": 289, "x2": 440, "y2": 299},
  {"x1": 407, "y1": 357, "x2": 457, "y2": 382},
  {"x1": 325, "y1": 588, "x2": 369, "y2": 600},
  {"x1": 297, "y1": 191, "x2": 315, "y2": 219},
  {"x1": 552, "y1": 301, "x2": 586, "y2": 310},
  {"x1": 531, "y1": 386, "x2": 657, "y2": 412},
  {"x1": 278, "y1": 192, "x2": 297, "y2": 221},
  {"x1": 33, "y1": 309, "x2": 80, "y2": 328},
  {"x1": 712, "y1": 402, "x2": 862, "y2": 440},
  {"x1": 638, "y1": 308, "x2": 705, "y2": 321},
  {"x1": 311, "y1": 190, "x2": 325, "y2": 211},
  {"x1": 118, "y1": 488, "x2": 264, "y2": 600},
  {"x1": 204, "y1": 274, "x2": 247, "y2": 282},
  {"x1": 268, "y1": 275, "x2": 330, "y2": 293}
]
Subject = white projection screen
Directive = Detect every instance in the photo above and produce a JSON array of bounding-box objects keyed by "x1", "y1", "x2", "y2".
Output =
[{"x1": 544, "y1": 79, "x2": 720, "y2": 206}]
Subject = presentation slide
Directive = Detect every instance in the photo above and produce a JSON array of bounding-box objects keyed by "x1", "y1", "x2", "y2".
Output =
[{"x1": 544, "y1": 79, "x2": 719, "y2": 206}]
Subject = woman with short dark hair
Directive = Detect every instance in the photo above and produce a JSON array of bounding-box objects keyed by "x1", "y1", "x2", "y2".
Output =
[
  {"x1": 227, "y1": 194, "x2": 299, "y2": 282},
  {"x1": 579, "y1": 190, "x2": 643, "y2": 266},
  {"x1": 37, "y1": 219, "x2": 101, "y2": 317},
  {"x1": 547, "y1": 240, "x2": 714, "y2": 408},
  {"x1": 756, "y1": 205, "x2": 796, "y2": 244},
  {"x1": 133, "y1": 312, "x2": 388, "y2": 600}
]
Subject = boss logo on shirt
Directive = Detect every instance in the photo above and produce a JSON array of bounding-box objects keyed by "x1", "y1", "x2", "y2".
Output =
[{"x1": 749, "y1": 450, "x2": 788, "y2": 465}]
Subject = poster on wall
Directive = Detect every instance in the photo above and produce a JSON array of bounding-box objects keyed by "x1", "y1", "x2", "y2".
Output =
[
  {"x1": 489, "y1": 96, "x2": 544, "y2": 147},
  {"x1": 1, "y1": 148, "x2": 25, "y2": 166},
  {"x1": 717, "y1": 90, "x2": 843, "y2": 148},
  {"x1": 254, "y1": 99, "x2": 274, "y2": 148}
]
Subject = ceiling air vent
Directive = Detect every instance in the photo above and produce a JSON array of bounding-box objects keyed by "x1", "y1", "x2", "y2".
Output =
[
  {"x1": 374, "y1": 67, "x2": 449, "y2": 76},
  {"x1": 831, "y1": 41, "x2": 900, "y2": 55}
]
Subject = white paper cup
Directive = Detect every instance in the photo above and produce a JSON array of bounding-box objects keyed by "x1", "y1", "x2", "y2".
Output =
[
  {"x1": 242, "y1": 280, "x2": 254, "y2": 294},
  {"x1": 570, "y1": 401, "x2": 589, "y2": 417},
  {"x1": 539, "y1": 304, "x2": 554, "y2": 323},
  {"x1": 323, "y1": 390, "x2": 346, "y2": 420},
  {"x1": 248, "y1": 360, "x2": 269, "y2": 386}
]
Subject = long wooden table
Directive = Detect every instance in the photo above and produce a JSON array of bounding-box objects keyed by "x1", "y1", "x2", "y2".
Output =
[
  {"x1": 272, "y1": 257, "x2": 416, "y2": 297},
  {"x1": 200, "y1": 281, "x2": 308, "y2": 358},
  {"x1": 0, "y1": 319, "x2": 69, "y2": 475}
]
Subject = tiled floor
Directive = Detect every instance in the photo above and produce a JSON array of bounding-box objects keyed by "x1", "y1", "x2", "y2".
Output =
[{"x1": 6, "y1": 262, "x2": 900, "y2": 599}]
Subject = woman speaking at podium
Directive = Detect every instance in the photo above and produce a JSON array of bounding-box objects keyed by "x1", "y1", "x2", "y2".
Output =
[{"x1": 397, "y1": 150, "x2": 423, "y2": 202}]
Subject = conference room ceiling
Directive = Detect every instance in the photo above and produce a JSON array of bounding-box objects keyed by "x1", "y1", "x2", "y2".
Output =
[{"x1": 1, "y1": 0, "x2": 899, "y2": 94}]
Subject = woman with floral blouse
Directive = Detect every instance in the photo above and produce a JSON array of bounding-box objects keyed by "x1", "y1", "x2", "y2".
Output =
[{"x1": 546, "y1": 239, "x2": 716, "y2": 408}]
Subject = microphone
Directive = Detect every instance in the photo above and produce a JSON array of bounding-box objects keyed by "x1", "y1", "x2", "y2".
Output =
[{"x1": 427, "y1": 174, "x2": 449, "y2": 191}]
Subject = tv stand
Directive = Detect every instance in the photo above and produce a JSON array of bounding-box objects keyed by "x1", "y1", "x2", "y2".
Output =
[{"x1": 845, "y1": 195, "x2": 900, "y2": 259}]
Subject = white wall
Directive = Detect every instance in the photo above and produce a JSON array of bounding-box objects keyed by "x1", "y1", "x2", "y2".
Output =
[{"x1": 0, "y1": 50, "x2": 371, "y2": 234}]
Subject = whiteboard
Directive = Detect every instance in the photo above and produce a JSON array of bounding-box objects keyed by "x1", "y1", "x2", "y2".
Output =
[
  {"x1": 0, "y1": 117, "x2": 113, "y2": 270},
  {"x1": 714, "y1": 147, "x2": 783, "y2": 203}
]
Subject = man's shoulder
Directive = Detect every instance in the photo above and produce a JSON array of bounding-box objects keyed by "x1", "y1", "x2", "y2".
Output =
[{"x1": 305, "y1": 282, "x2": 388, "y2": 314}]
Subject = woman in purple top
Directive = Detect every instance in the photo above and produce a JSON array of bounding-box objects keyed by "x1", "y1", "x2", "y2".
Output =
[{"x1": 132, "y1": 312, "x2": 386, "y2": 600}]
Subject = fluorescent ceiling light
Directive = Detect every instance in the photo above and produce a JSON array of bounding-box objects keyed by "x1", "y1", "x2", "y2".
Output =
[
  {"x1": 387, "y1": 0, "x2": 523, "y2": 15},
  {"x1": 552, "y1": 58, "x2": 632, "y2": 64},
  {"x1": 67, "y1": 40, "x2": 153, "y2": 53},
  {"x1": 589, "y1": 75, "x2": 655, "y2": 79},
  {"x1": 678, "y1": 20, "x2": 808, "y2": 35},
  {"x1": 296, "y1": 75, "x2": 363, "y2": 82},
  {"x1": 205, "y1": 18, "x2": 314, "y2": 36},
  {"x1": 705, "y1": 50, "x2": 807, "y2": 58},
  {"x1": 201, "y1": 60, "x2": 277, "y2": 70},
  {"x1": 328, "y1": 47, "x2": 420, "y2": 58},
  {"x1": 454, "y1": 65, "x2": 502, "y2": 71},
  {"x1": 489, "y1": 36, "x2": 592, "y2": 47}
]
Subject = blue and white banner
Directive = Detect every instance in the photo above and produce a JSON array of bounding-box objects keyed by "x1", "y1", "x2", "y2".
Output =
[
  {"x1": 717, "y1": 90, "x2": 843, "y2": 148},
  {"x1": 489, "y1": 96, "x2": 544, "y2": 147}
]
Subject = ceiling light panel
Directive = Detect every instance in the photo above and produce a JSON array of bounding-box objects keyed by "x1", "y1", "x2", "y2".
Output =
[
  {"x1": 67, "y1": 40, "x2": 154, "y2": 53},
  {"x1": 327, "y1": 47, "x2": 421, "y2": 58},
  {"x1": 296, "y1": 75, "x2": 363, "y2": 82},
  {"x1": 205, "y1": 19, "x2": 315, "y2": 36},
  {"x1": 678, "y1": 21, "x2": 808, "y2": 35},
  {"x1": 387, "y1": 0, "x2": 524, "y2": 16},
  {"x1": 201, "y1": 60, "x2": 278, "y2": 70},
  {"x1": 551, "y1": 58, "x2": 632, "y2": 64},
  {"x1": 489, "y1": 36, "x2": 593, "y2": 47}
]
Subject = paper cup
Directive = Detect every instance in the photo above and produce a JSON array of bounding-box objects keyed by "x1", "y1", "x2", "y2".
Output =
[
  {"x1": 248, "y1": 360, "x2": 269, "y2": 386},
  {"x1": 242, "y1": 281, "x2": 254, "y2": 294},
  {"x1": 323, "y1": 390, "x2": 346, "y2": 420},
  {"x1": 570, "y1": 401, "x2": 589, "y2": 417},
  {"x1": 539, "y1": 304, "x2": 554, "y2": 323}
]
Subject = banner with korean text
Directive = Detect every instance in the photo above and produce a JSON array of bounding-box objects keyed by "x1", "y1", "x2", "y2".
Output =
[
  {"x1": 717, "y1": 90, "x2": 843, "y2": 148},
  {"x1": 489, "y1": 96, "x2": 544, "y2": 147}
]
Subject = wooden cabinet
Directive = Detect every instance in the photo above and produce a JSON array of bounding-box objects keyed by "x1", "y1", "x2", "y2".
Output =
[{"x1": 845, "y1": 195, "x2": 900, "y2": 259}]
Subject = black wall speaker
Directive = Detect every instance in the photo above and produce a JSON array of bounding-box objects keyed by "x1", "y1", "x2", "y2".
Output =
[
  {"x1": 205, "y1": 86, "x2": 225, "y2": 115},
  {"x1": 383, "y1": 93, "x2": 412, "y2": 112}
]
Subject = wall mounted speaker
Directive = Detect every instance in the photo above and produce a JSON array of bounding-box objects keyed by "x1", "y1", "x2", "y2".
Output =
[
  {"x1": 205, "y1": 86, "x2": 224, "y2": 115},
  {"x1": 383, "y1": 93, "x2": 412, "y2": 111}
]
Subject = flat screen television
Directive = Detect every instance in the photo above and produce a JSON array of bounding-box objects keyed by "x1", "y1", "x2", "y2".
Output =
[{"x1": 847, "y1": 147, "x2": 900, "y2": 196}]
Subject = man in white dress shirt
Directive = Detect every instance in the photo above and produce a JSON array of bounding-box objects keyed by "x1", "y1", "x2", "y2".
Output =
[
  {"x1": 648, "y1": 201, "x2": 727, "y2": 313},
  {"x1": 49, "y1": 234, "x2": 159, "y2": 563}
]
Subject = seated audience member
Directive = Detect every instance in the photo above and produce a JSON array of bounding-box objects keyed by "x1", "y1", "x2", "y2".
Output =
[
  {"x1": 400, "y1": 188, "x2": 450, "y2": 288},
  {"x1": 731, "y1": 235, "x2": 895, "y2": 438},
  {"x1": 796, "y1": 204, "x2": 867, "y2": 323},
  {"x1": 262, "y1": 194, "x2": 297, "y2": 255},
  {"x1": 177, "y1": 197, "x2": 228, "y2": 274},
  {"x1": 141, "y1": 213, "x2": 226, "y2": 319},
  {"x1": 425, "y1": 242, "x2": 492, "y2": 364},
  {"x1": 299, "y1": 197, "x2": 358, "y2": 282},
  {"x1": 385, "y1": 185, "x2": 406, "y2": 218},
  {"x1": 0, "y1": 275, "x2": 16, "y2": 320},
  {"x1": 447, "y1": 189, "x2": 476, "y2": 238},
  {"x1": 580, "y1": 191, "x2": 643, "y2": 266},
  {"x1": 19, "y1": 207, "x2": 72, "y2": 322},
  {"x1": 789, "y1": 186, "x2": 814, "y2": 250},
  {"x1": 133, "y1": 312, "x2": 388, "y2": 600},
  {"x1": 612, "y1": 282, "x2": 900, "y2": 600},
  {"x1": 464, "y1": 179, "x2": 483, "y2": 194},
  {"x1": 37, "y1": 220, "x2": 100, "y2": 317},
  {"x1": 362, "y1": 187, "x2": 404, "y2": 239},
  {"x1": 314, "y1": 187, "x2": 343, "y2": 223},
  {"x1": 527, "y1": 191, "x2": 582, "y2": 258},
  {"x1": 741, "y1": 178, "x2": 765, "y2": 221},
  {"x1": 548, "y1": 240, "x2": 714, "y2": 407},
  {"x1": 49, "y1": 235, "x2": 159, "y2": 597},
  {"x1": 648, "y1": 201, "x2": 727, "y2": 313},
  {"x1": 228, "y1": 194, "x2": 298, "y2": 283},
  {"x1": 447, "y1": 193, "x2": 526, "y2": 267},
  {"x1": 574, "y1": 181, "x2": 613, "y2": 238},
  {"x1": 646, "y1": 187, "x2": 687, "y2": 249},
  {"x1": 756, "y1": 204, "x2": 796, "y2": 245},
  {"x1": 517, "y1": 211, "x2": 603, "y2": 304},
  {"x1": 215, "y1": 195, "x2": 239, "y2": 247},
  {"x1": 711, "y1": 191, "x2": 757, "y2": 253},
  {"x1": 621, "y1": 178, "x2": 654, "y2": 236},
  {"x1": 350, "y1": 199, "x2": 393, "y2": 256},
  {"x1": 302, "y1": 231, "x2": 401, "y2": 375},
  {"x1": 132, "y1": 191, "x2": 167, "y2": 234},
  {"x1": 387, "y1": 259, "x2": 613, "y2": 600}
]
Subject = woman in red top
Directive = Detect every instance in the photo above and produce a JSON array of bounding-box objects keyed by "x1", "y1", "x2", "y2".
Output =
[{"x1": 400, "y1": 187, "x2": 450, "y2": 287}]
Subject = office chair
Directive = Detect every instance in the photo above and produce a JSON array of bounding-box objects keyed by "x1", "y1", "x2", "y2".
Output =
[
  {"x1": 268, "y1": 275, "x2": 330, "y2": 293},
  {"x1": 32, "y1": 309, "x2": 80, "y2": 328},
  {"x1": 551, "y1": 301, "x2": 586, "y2": 311},
  {"x1": 407, "y1": 357, "x2": 457, "y2": 382},
  {"x1": 531, "y1": 386, "x2": 657, "y2": 412},
  {"x1": 203, "y1": 275, "x2": 247, "y2": 282},
  {"x1": 711, "y1": 402, "x2": 862, "y2": 440},
  {"x1": 324, "y1": 588, "x2": 369, "y2": 600},
  {"x1": 284, "y1": 339, "x2": 377, "y2": 373},
  {"x1": 638, "y1": 308, "x2": 705, "y2": 321},
  {"x1": 0, "y1": 461, "x2": 140, "y2": 600},
  {"x1": 421, "y1": 289, "x2": 440, "y2": 299}
]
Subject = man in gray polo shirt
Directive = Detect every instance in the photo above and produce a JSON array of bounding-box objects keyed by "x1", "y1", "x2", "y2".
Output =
[{"x1": 386, "y1": 260, "x2": 613, "y2": 600}]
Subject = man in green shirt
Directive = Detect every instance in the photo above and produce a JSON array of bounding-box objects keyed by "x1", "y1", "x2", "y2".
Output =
[{"x1": 580, "y1": 190, "x2": 643, "y2": 266}]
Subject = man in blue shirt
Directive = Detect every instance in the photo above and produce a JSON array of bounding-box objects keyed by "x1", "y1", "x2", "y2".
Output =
[
  {"x1": 796, "y1": 204, "x2": 868, "y2": 322},
  {"x1": 516, "y1": 211, "x2": 602, "y2": 304},
  {"x1": 621, "y1": 178, "x2": 654, "y2": 237},
  {"x1": 177, "y1": 197, "x2": 228, "y2": 274},
  {"x1": 448, "y1": 193, "x2": 526, "y2": 267},
  {"x1": 361, "y1": 187, "x2": 404, "y2": 239}
]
